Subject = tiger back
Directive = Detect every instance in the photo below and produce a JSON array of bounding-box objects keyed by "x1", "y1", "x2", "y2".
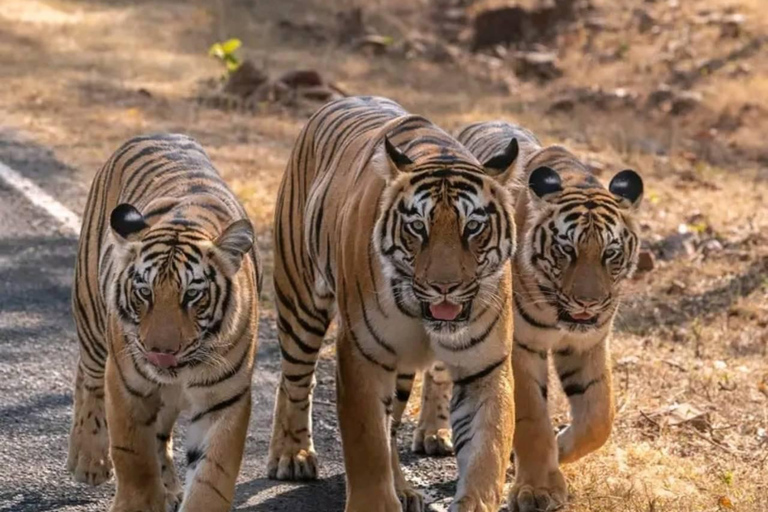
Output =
[
  {"x1": 67, "y1": 134, "x2": 261, "y2": 512},
  {"x1": 268, "y1": 96, "x2": 521, "y2": 512},
  {"x1": 448, "y1": 120, "x2": 644, "y2": 510}
]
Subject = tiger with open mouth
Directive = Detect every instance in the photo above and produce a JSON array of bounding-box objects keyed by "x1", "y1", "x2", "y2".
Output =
[
  {"x1": 414, "y1": 120, "x2": 644, "y2": 511},
  {"x1": 268, "y1": 96, "x2": 520, "y2": 512}
]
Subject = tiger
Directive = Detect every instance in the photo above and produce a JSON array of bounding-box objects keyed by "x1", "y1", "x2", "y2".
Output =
[
  {"x1": 66, "y1": 133, "x2": 261, "y2": 512},
  {"x1": 415, "y1": 120, "x2": 644, "y2": 512},
  {"x1": 267, "y1": 96, "x2": 520, "y2": 512}
]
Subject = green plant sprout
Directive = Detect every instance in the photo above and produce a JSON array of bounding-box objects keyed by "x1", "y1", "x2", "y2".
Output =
[{"x1": 208, "y1": 38, "x2": 242, "y2": 73}]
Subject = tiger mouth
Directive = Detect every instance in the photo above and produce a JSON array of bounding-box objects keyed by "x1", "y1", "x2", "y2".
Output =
[
  {"x1": 421, "y1": 301, "x2": 472, "y2": 323},
  {"x1": 558, "y1": 309, "x2": 598, "y2": 325}
]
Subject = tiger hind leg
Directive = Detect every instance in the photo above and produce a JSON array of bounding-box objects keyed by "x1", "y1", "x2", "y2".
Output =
[
  {"x1": 68, "y1": 358, "x2": 112, "y2": 485},
  {"x1": 267, "y1": 281, "x2": 332, "y2": 481},
  {"x1": 412, "y1": 363, "x2": 453, "y2": 456}
]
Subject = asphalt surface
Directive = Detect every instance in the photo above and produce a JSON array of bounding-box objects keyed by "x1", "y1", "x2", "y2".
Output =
[{"x1": 0, "y1": 132, "x2": 460, "y2": 512}]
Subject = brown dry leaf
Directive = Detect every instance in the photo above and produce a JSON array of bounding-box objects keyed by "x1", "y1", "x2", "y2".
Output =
[
  {"x1": 646, "y1": 403, "x2": 711, "y2": 431},
  {"x1": 758, "y1": 380, "x2": 768, "y2": 398},
  {"x1": 718, "y1": 495, "x2": 734, "y2": 509}
]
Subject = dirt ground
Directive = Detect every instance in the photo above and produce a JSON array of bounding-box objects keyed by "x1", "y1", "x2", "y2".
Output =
[{"x1": 0, "y1": 0, "x2": 766, "y2": 510}]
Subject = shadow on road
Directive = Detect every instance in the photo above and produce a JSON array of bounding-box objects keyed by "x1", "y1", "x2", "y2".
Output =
[{"x1": 235, "y1": 473, "x2": 346, "y2": 512}]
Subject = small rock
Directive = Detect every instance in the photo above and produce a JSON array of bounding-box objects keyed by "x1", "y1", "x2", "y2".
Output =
[
  {"x1": 720, "y1": 14, "x2": 746, "y2": 38},
  {"x1": 701, "y1": 238, "x2": 724, "y2": 255},
  {"x1": 670, "y1": 91, "x2": 703, "y2": 115},
  {"x1": 276, "y1": 69, "x2": 324, "y2": 89},
  {"x1": 647, "y1": 83, "x2": 675, "y2": 108},
  {"x1": 636, "y1": 250, "x2": 655, "y2": 272},
  {"x1": 633, "y1": 8, "x2": 656, "y2": 33},
  {"x1": 657, "y1": 232, "x2": 697, "y2": 260},
  {"x1": 672, "y1": 327, "x2": 689, "y2": 343},
  {"x1": 512, "y1": 51, "x2": 563, "y2": 81}
]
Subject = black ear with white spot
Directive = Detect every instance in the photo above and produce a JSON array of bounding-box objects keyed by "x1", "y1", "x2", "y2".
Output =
[
  {"x1": 110, "y1": 203, "x2": 149, "y2": 241},
  {"x1": 528, "y1": 166, "x2": 563, "y2": 199},
  {"x1": 483, "y1": 138, "x2": 519, "y2": 177},
  {"x1": 609, "y1": 169, "x2": 644, "y2": 209}
]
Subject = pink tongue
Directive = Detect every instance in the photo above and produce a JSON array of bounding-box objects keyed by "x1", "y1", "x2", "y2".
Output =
[
  {"x1": 429, "y1": 301, "x2": 463, "y2": 321},
  {"x1": 570, "y1": 312, "x2": 594, "y2": 321},
  {"x1": 145, "y1": 352, "x2": 178, "y2": 369}
]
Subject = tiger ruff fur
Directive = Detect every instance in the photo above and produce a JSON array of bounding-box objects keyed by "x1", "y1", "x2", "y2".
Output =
[
  {"x1": 268, "y1": 96, "x2": 520, "y2": 512},
  {"x1": 67, "y1": 134, "x2": 261, "y2": 512}
]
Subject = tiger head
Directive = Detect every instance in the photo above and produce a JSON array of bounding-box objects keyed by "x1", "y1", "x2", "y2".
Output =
[
  {"x1": 373, "y1": 136, "x2": 518, "y2": 337},
  {"x1": 519, "y1": 148, "x2": 643, "y2": 332},
  {"x1": 107, "y1": 203, "x2": 254, "y2": 380}
]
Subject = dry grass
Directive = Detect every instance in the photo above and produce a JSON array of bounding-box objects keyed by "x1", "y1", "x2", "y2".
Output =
[{"x1": 0, "y1": 0, "x2": 767, "y2": 510}]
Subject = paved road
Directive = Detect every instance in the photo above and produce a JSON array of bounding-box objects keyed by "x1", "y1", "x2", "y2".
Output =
[{"x1": 0, "y1": 132, "x2": 459, "y2": 512}]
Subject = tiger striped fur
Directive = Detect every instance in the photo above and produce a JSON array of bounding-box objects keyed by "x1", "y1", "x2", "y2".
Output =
[
  {"x1": 414, "y1": 120, "x2": 640, "y2": 511},
  {"x1": 67, "y1": 134, "x2": 261, "y2": 512},
  {"x1": 268, "y1": 97, "x2": 520, "y2": 512}
]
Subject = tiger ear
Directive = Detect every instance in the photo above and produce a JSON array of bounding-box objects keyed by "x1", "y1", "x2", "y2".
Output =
[
  {"x1": 373, "y1": 136, "x2": 415, "y2": 182},
  {"x1": 210, "y1": 219, "x2": 254, "y2": 275},
  {"x1": 110, "y1": 203, "x2": 149, "y2": 242},
  {"x1": 528, "y1": 166, "x2": 563, "y2": 202},
  {"x1": 483, "y1": 138, "x2": 519, "y2": 185},
  {"x1": 609, "y1": 169, "x2": 643, "y2": 210}
]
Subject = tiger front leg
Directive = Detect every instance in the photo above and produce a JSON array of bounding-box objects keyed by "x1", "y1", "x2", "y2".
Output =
[
  {"x1": 68, "y1": 360, "x2": 112, "y2": 486},
  {"x1": 412, "y1": 363, "x2": 453, "y2": 456},
  {"x1": 448, "y1": 357, "x2": 515, "y2": 512},
  {"x1": 104, "y1": 356, "x2": 166, "y2": 512},
  {"x1": 391, "y1": 371, "x2": 425, "y2": 512},
  {"x1": 508, "y1": 342, "x2": 566, "y2": 512},
  {"x1": 337, "y1": 329, "x2": 401, "y2": 512},
  {"x1": 156, "y1": 387, "x2": 183, "y2": 511},
  {"x1": 554, "y1": 340, "x2": 614, "y2": 464},
  {"x1": 180, "y1": 385, "x2": 252, "y2": 512},
  {"x1": 267, "y1": 287, "x2": 329, "y2": 481}
]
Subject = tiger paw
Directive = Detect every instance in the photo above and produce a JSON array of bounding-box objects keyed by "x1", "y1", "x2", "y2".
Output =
[
  {"x1": 449, "y1": 494, "x2": 499, "y2": 512},
  {"x1": 67, "y1": 425, "x2": 112, "y2": 485},
  {"x1": 267, "y1": 447, "x2": 318, "y2": 481},
  {"x1": 165, "y1": 486, "x2": 183, "y2": 512},
  {"x1": 412, "y1": 426, "x2": 453, "y2": 456},
  {"x1": 397, "y1": 485, "x2": 425, "y2": 512},
  {"x1": 508, "y1": 470, "x2": 567, "y2": 512},
  {"x1": 110, "y1": 492, "x2": 165, "y2": 512}
]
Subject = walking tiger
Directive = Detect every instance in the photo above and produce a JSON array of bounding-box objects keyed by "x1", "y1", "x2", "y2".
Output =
[
  {"x1": 268, "y1": 96, "x2": 520, "y2": 512},
  {"x1": 67, "y1": 134, "x2": 261, "y2": 512},
  {"x1": 417, "y1": 120, "x2": 643, "y2": 511}
]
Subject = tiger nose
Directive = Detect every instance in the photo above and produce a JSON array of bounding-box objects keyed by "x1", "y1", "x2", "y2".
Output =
[
  {"x1": 430, "y1": 280, "x2": 461, "y2": 295},
  {"x1": 575, "y1": 296, "x2": 604, "y2": 308}
]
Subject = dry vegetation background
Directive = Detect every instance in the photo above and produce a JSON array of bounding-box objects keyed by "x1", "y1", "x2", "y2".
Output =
[{"x1": 0, "y1": 0, "x2": 767, "y2": 510}]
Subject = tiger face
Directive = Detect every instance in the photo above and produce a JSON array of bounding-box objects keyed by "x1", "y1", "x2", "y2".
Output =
[
  {"x1": 521, "y1": 165, "x2": 643, "y2": 331},
  {"x1": 106, "y1": 203, "x2": 254, "y2": 381},
  {"x1": 373, "y1": 136, "x2": 518, "y2": 337}
]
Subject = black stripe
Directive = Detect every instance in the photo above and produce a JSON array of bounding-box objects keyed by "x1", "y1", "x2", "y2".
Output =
[
  {"x1": 188, "y1": 343, "x2": 250, "y2": 388},
  {"x1": 453, "y1": 356, "x2": 507, "y2": 387},
  {"x1": 514, "y1": 339, "x2": 547, "y2": 360},
  {"x1": 187, "y1": 447, "x2": 205, "y2": 467},
  {"x1": 514, "y1": 295, "x2": 556, "y2": 330},
  {"x1": 563, "y1": 377, "x2": 602, "y2": 397},
  {"x1": 190, "y1": 388, "x2": 248, "y2": 423}
]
